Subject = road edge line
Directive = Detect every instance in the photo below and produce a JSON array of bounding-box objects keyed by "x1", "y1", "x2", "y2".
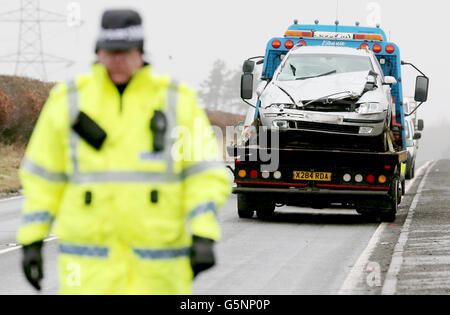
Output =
[
  {"x1": 0, "y1": 195, "x2": 23, "y2": 203},
  {"x1": 0, "y1": 236, "x2": 58, "y2": 256},
  {"x1": 337, "y1": 222, "x2": 387, "y2": 294},
  {"x1": 337, "y1": 160, "x2": 433, "y2": 295},
  {"x1": 381, "y1": 160, "x2": 436, "y2": 295}
]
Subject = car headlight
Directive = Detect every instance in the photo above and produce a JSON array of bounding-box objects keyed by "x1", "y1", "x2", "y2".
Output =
[
  {"x1": 272, "y1": 120, "x2": 289, "y2": 129},
  {"x1": 356, "y1": 103, "x2": 385, "y2": 114},
  {"x1": 359, "y1": 127, "x2": 374, "y2": 134}
]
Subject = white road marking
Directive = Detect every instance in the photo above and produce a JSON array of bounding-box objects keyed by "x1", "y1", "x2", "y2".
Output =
[
  {"x1": 0, "y1": 236, "x2": 58, "y2": 256},
  {"x1": 338, "y1": 160, "x2": 433, "y2": 295},
  {"x1": 0, "y1": 195, "x2": 23, "y2": 203},
  {"x1": 381, "y1": 160, "x2": 436, "y2": 295},
  {"x1": 337, "y1": 221, "x2": 387, "y2": 294}
]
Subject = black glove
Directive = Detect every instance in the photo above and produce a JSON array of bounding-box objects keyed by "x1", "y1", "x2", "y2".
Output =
[
  {"x1": 190, "y1": 235, "x2": 215, "y2": 278},
  {"x1": 22, "y1": 241, "x2": 44, "y2": 291}
]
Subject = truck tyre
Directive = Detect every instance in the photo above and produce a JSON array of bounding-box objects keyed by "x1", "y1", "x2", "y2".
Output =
[
  {"x1": 406, "y1": 156, "x2": 414, "y2": 180},
  {"x1": 380, "y1": 177, "x2": 399, "y2": 222},
  {"x1": 237, "y1": 194, "x2": 255, "y2": 219},
  {"x1": 358, "y1": 209, "x2": 379, "y2": 222},
  {"x1": 256, "y1": 202, "x2": 276, "y2": 220},
  {"x1": 380, "y1": 209, "x2": 396, "y2": 222}
]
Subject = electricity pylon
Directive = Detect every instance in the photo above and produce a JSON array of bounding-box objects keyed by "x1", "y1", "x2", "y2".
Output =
[{"x1": 0, "y1": 0, "x2": 74, "y2": 80}]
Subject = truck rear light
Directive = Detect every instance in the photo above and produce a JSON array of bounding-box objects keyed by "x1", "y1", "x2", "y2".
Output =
[
  {"x1": 272, "y1": 40, "x2": 281, "y2": 48},
  {"x1": 250, "y1": 170, "x2": 258, "y2": 178},
  {"x1": 274, "y1": 171, "x2": 282, "y2": 179},
  {"x1": 343, "y1": 174, "x2": 352, "y2": 182},
  {"x1": 285, "y1": 40, "x2": 294, "y2": 49},
  {"x1": 384, "y1": 165, "x2": 391, "y2": 170},
  {"x1": 238, "y1": 170, "x2": 247, "y2": 178},
  {"x1": 298, "y1": 40, "x2": 307, "y2": 46},
  {"x1": 372, "y1": 44, "x2": 382, "y2": 53},
  {"x1": 355, "y1": 174, "x2": 363, "y2": 183},
  {"x1": 385, "y1": 44, "x2": 395, "y2": 54},
  {"x1": 360, "y1": 43, "x2": 369, "y2": 50},
  {"x1": 367, "y1": 174, "x2": 375, "y2": 183},
  {"x1": 261, "y1": 171, "x2": 270, "y2": 179},
  {"x1": 378, "y1": 175, "x2": 387, "y2": 184}
]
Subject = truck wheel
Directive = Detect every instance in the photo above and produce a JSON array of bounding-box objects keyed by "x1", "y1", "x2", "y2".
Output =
[
  {"x1": 380, "y1": 177, "x2": 399, "y2": 222},
  {"x1": 406, "y1": 156, "x2": 414, "y2": 180},
  {"x1": 380, "y1": 210, "x2": 396, "y2": 222},
  {"x1": 358, "y1": 210, "x2": 379, "y2": 222},
  {"x1": 256, "y1": 202, "x2": 276, "y2": 220},
  {"x1": 237, "y1": 194, "x2": 255, "y2": 219}
]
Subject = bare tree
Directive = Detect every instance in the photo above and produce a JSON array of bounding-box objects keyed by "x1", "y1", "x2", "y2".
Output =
[
  {"x1": 198, "y1": 59, "x2": 227, "y2": 110},
  {"x1": 198, "y1": 59, "x2": 247, "y2": 114}
]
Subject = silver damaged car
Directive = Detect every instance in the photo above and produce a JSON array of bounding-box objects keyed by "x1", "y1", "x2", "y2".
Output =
[{"x1": 257, "y1": 46, "x2": 398, "y2": 151}]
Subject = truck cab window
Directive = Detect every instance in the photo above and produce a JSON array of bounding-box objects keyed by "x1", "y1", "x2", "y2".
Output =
[{"x1": 277, "y1": 54, "x2": 373, "y2": 81}]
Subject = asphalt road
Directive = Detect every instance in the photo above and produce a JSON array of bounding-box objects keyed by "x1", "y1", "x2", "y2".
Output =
[
  {"x1": 0, "y1": 161, "x2": 432, "y2": 295},
  {"x1": 0, "y1": 197, "x2": 59, "y2": 294}
]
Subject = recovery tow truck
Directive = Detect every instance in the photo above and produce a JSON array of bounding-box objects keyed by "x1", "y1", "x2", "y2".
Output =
[{"x1": 228, "y1": 22, "x2": 429, "y2": 222}]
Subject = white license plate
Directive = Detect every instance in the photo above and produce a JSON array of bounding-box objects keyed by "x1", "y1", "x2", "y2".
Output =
[
  {"x1": 293, "y1": 171, "x2": 332, "y2": 181},
  {"x1": 304, "y1": 113, "x2": 343, "y2": 124}
]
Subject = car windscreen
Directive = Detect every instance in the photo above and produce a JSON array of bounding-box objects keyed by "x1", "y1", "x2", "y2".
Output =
[{"x1": 277, "y1": 54, "x2": 374, "y2": 81}]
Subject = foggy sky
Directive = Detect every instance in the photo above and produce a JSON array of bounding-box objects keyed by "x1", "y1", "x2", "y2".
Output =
[{"x1": 0, "y1": 0, "x2": 448, "y2": 127}]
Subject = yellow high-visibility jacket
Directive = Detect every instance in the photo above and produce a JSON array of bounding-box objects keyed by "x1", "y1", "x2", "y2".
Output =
[{"x1": 17, "y1": 64, "x2": 231, "y2": 294}]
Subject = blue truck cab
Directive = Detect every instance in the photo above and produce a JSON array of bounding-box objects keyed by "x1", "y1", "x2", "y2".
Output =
[{"x1": 231, "y1": 22, "x2": 429, "y2": 222}]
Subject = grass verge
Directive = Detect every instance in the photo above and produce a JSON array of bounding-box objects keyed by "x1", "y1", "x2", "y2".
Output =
[{"x1": 0, "y1": 144, "x2": 25, "y2": 194}]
